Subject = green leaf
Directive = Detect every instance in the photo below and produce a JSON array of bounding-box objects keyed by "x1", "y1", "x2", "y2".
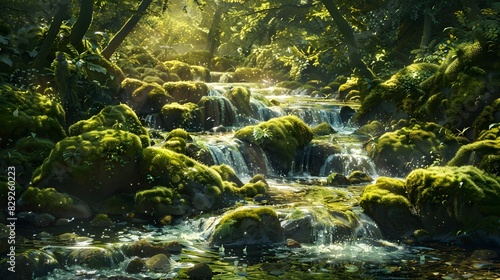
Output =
[
  {"x1": 0, "y1": 35, "x2": 8, "y2": 45},
  {"x1": 86, "y1": 61, "x2": 107, "y2": 74},
  {"x1": 0, "y1": 54, "x2": 13, "y2": 67}
]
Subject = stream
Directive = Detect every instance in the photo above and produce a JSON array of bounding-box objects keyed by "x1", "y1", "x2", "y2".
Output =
[{"x1": 7, "y1": 82, "x2": 500, "y2": 279}]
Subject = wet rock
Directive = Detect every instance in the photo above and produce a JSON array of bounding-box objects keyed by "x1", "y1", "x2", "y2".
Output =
[
  {"x1": 312, "y1": 122, "x2": 337, "y2": 136},
  {"x1": 18, "y1": 188, "x2": 92, "y2": 219},
  {"x1": 406, "y1": 166, "x2": 500, "y2": 244},
  {"x1": 471, "y1": 249, "x2": 498, "y2": 260},
  {"x1": 339, "y1": 106, "x2": 356, "y2": 125},
  {"x1": 125, "y1": 257, "x2": 145, "y2": 273},
  {"x1": 286, "y1": 238, "x2": 302, "y2": 248},
  {"x1": 30, "y1": 129, "x2": 146, "y2": 203},
  {"x1": 365, "y1": 122, "x2": 460, "y2": 177},
  {"x1": 347, "y1": 170, "x2": 373, "y2": 184},
  {"x1": 123, "y1": 239, "x2": 177, "y2": 258},
  {"x1": 1, "y1": 249, "x2": 60, "y2": 280},
  {"x1": 282, "y1": 206, "x2": 359, "y2": 243},
  {"x1": 294, "y1": 141, "x2": 342, "y2": 176},
  {"x1": 360, "y1": 177, "x2": 422, "y2": 239},
  {"x1": 56, "y1": 246, "x2": 123, "y2": 269},
  {"x1": 145, "y1": 253, "x2": 172, "y2": 271},
  {"x1": 326, "y1": 172, "x2": 350, "y2": 186},
  {"x1": 90, "y1": 213, "x2": 114, "y2": 227},
  {"x1": 187, "y1": 263, "x2": 213, "y2": 280},
  {"x1": 234, "y1": 116, "x2": 313, "y2": 175},
  {"x1": 209, "y1": 206, "x2": 283, "y2": 246}
]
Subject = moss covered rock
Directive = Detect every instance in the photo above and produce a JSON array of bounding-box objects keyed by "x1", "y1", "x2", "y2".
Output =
[
  {"x1": 366, "y1": 122, "x2": 460, "y2": 177},
  {"x1": 198, "y1": 95, "x2": 238, "y2": 130},
  {"x1": 159, "y1": 102, "x2": 202, "y2": 131},
  {"x1": 447, "y1": 139, "x2": 500, "y2": 175},
  {"x1": 354, "y1": 63, "x2": 438, "y2": 125},
  {"x1": 281, "y1": 206, "x2": 360, "y2": 243},
  {"x1": 17, "y1": 187, "x2": 92, "y2": 218},
  {"x1": 360, "y1": 177, "x2": 422, "y2": 239},
  {"x1": 140, "y1": 147, "x2": 224, "y2": 211},
  {"x1": 222, "y1": 86, "x2": 253, "y2": 117},
  {"x1": 162, "y1": 128, "x2": 191, "y2": 154},
  {"x1": 120, "y1": 78, "x2": 173, "y2": 114},
  {"x1": 234, "y1": 116, "x2": 313, "y2": 174},
  {"x1": 208, "y1": 206, "x2": 283, "y2": 246},
  {"x1": 405, "y1": 166, "x2": 500, "y2": 239},
  {"x1": 0, "y1": 137, "x2": 55, "y2": 186},
  {"x1": 32, "y1": 129, "x2": 145, "y2": 203},
  {"x1": 163, "y1": 81, "x2": 209, "y2": 104},
  {"x1": 0, "y1": 85, "x2": 66, "y2": 149},
  {"x1": 164, "y1": 60, "x2": 194, "y2": 81},
  {"x1": 233, "y1": 67, "x2": 264, "y2": 83},
  {"x1": 69, "y1": 104, "x2": 150, "y2": 147}
]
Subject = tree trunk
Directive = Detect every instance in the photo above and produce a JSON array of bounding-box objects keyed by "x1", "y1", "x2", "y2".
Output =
[
  {"x1": 420, "y1": 14, "x2": 432, "y2": 48},
  {"x1": 32, "y1": 0, "x2": 70, "y2": 70},
  {"x1": 69, "y1": 0, "x2": 94, "y2": 52},
  {"x1": 321, "y1": 0, "x2": 373, "y2": 78},
  {"x1": 101, "y1": 0, "x2": 153, "y2": 59},
  {"x1": 206, "y1": 3, "x2": 227, "y2": 68}
]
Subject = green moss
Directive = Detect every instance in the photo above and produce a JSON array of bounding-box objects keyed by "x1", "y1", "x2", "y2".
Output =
[
  {"x1": 222, "y1": 86, "x2": 252, "y2": 116},
  {"x1": 233, "y1": 67, "x2": 264, "y2": 82},
  {"x1": 69, "y1": 104, "x2": 150, "y2": 147},
  {"x1": 190, "y1": 65, "x2": 211, "y2": 82},
  {"x1": 0, "y1": 84, "x2": 66, "y2": 148},
  {"x1": 134, "y1": 186, "x2": 177, "y2": 213},
  {"x1": 234, "y1": 116, "x2": 313, "y2": 174},
  {"x1": 162, "y1": 128, "x2": 191, "y2": 154},
  {"x1": 141, "y1": 147, "x2": 224, "y2": 200},
  {"x1": 347, "y1": 170, "x2": 373, "y2": 184},
  {"x1": 313, "y1": 122, "x2": 337, "y2": 136},
  {"x1": 405, "y1": 166, "x2": 500, "y2": 232},
  {"x1": 18, "y1": 187, "x2": 74, "y2": 212},
  {"x1": 90, "y1": 213, "x2": 114, "y2": 227},
  {"x1": 31, "y1": 129, "x2": 144, "y2": 202},
  {"x1": 276, "y1": 81, "x2": 302, "y2": 90},
  {"x1": 447, "y1": 139, "x2": 500, "y2": 175},
  {"x1": 366, "y1": 122, "x2": 459, "y2": 176},
  {"x1": 212, "y1": 206, "x2": 278, "y2": 238},
  {"x1": 163, "y1": 81, "x2": 209, "y2": 104},
  {"x1": 360, "y1": 177, "x2": 410, "y2": 209},
  {"x1": 164, "y1": 60, "x2": 193, "y2": 81},
  {"x1": 160, "y1": 102, "x2": 201, "y2": 131}
]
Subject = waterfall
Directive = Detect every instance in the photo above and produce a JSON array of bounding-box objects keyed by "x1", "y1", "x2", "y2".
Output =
[
  {"x1": 205, "y1": 138, "x2": 271, "y2": 178},
  {"x1": 285, "y1": 107, "x2": 343, "y2": 129},
  {"x1": 318, "y1": 154, "x2": 377, "y2": 177}
]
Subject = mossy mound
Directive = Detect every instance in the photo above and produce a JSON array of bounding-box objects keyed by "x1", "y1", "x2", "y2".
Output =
[
  {"x1": 17, "y1": 187, "x2": 92, "y2": 218},
  {"x1": 208, "y1": 206, "x2": 283, "y2": 246},
  {"x1": 0, "y1": 84, "x2": 66, "y2": 149},
  {"x1": 312, "y1": 122, "x2": 337, "y2": 136},
  {"x1": 405, "y1": 166, "x2": 500, "y2": 239},
  {"x1": 211, "y1": 56, "x2": 238, "y2": 72},
  {"x1": 234, "y1": 116, "x2": 313, "y2": 174},
  {"x1": 448, "y1": 139, "x2": 500, "y2": 175},
  {"x1": 472, "y1": 98, "x2": 500, "y2": 139},
  {"x1": 159, "y1": 102, "x2": 202, "y2": 131},
  {"x1": 282, "y1": 206, "x2": 360, "y2": 243},
  {"x1": 366, "y1": 122, "x2": 460, "y2": 177},
  {"x1": 222, "y1": 86, "x2": 252, "y2": 117},
  {"x1": 360, "y1": 177, "x2": 422, "y2": 239},
  {"x1": 163, "y1": 81, "x2": 209, "y2": 104},
  {"x1": 220, "y1": 174, "x2": 268, "y2": 205},
  {"x1": 233, "y1": 67, "x2": 264, "y2": 83},
  {"x1": 31, "y1": 129, "x2": 145, "y2": 203},
  {"x1": 69, "y1": 104, "x2": 150, "y2": 147},
  {"x1": 0, "y1": 137, "x2": 55, "y2": 186},
  {"x1": 120, "y1": 78, "x2": 173, "y2": 114},
  {"x1": 134, "y1": 186, "x2": 185, "y2": 217},
  {"x1": 140, "y1": 147, "x2": 224, "y2": 211},
  {"x1": 353, "y1": 63, "x2": 438, "y2": 125},
  {"x1": 162, "y1": 128, "x2": 191, "y2": 154},
  {"x1": 163, "y1": 60, "x2": 194, "y2": 81}
]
